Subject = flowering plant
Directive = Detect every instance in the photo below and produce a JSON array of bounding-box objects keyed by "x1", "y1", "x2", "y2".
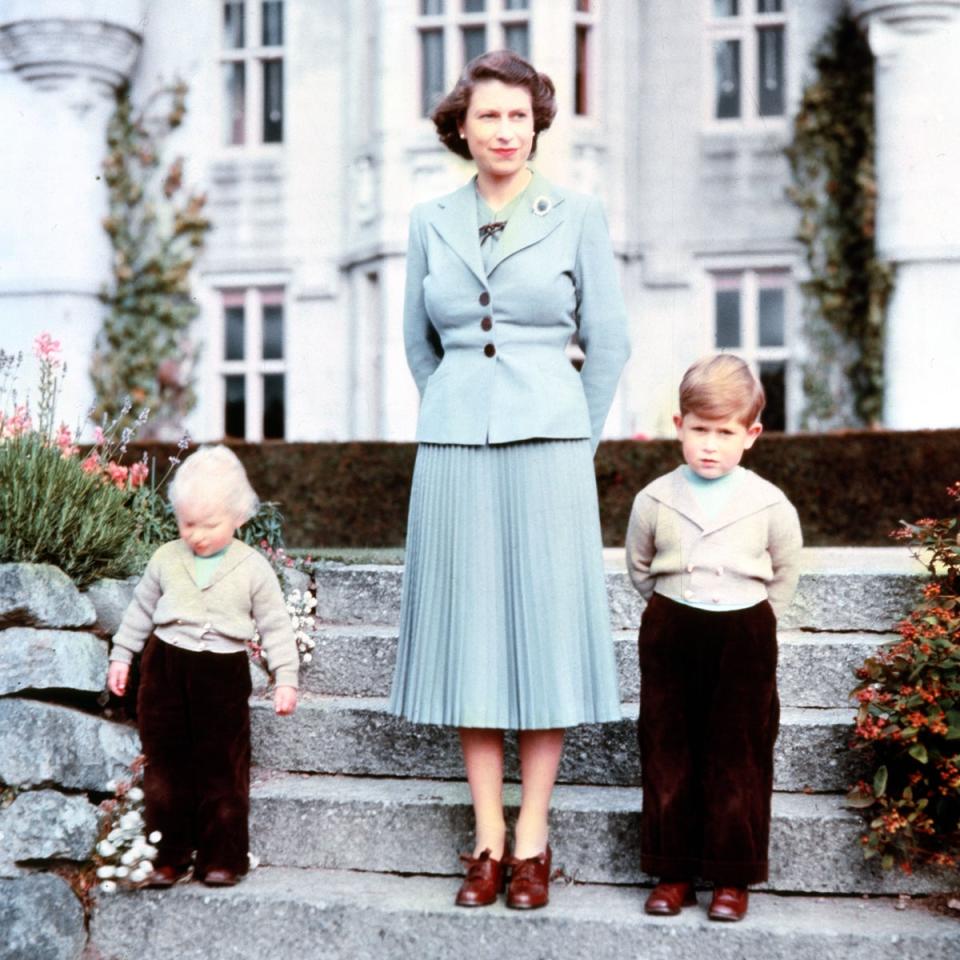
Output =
[
  {"x1": 847, "y1": 482, "x2": 960, "y2": 871},
  {"x1": 249, "y1": 542, "x2": 318, "y2": 668},
  {"x1": 93, "y1": 757, "x2": 161, "y2": 892}
]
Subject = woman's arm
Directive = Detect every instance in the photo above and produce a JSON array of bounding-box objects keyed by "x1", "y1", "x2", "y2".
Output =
[
  {"x1": 402, "y1": 204, "x2": 443, "y2": 396},
  {"x1": 574, "y1": 197, "x2": 632, "y2": 452}
]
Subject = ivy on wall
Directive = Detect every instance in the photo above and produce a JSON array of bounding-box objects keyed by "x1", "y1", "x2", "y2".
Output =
[
  {"x1": 91, "y1": 81, "x2": 211, "y2": 437},
  {"x1": 786, "y1": 12, "x2": 893, "y2": 429}
]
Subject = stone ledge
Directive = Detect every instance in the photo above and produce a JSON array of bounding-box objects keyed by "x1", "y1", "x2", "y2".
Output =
[
  {"x1": 0, "y1": 564, "x2": 95, "y2": 630},
  {"x1": 88, "y1": 867, "x2": 960, "y2": 960},
  {"x1": 0, "y1": 788, "x2": 99, "y2": 863},
  {"x1": 250, "y1": 698, "x2": 864, "y2": 792},
  {"x1": 0, "y1": 627, "x2": 107, "y2": 696},
  {"x1": 0, "y1": 873, "x2": 85, "y2": 960},
  {"x1": 247, "y1": 773, "x2": 947, "y2": 895}
]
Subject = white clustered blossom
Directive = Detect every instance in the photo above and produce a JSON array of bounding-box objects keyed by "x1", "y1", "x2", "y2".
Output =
[
  {"x1": 95, "y1": 771, "x2": 162, "y2": 892},
  {"x1": 252, "y1": 585, "x2": 318, "y2": 666}
]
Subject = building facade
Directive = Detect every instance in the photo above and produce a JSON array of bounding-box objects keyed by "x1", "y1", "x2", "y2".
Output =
[{"x1": 1, "y1": 0, "x2": 956, "y2": 442}]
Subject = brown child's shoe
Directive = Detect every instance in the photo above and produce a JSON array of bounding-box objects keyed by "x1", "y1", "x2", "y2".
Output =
[
  {"x1": 708, "y1": 886, "x2": 749, "y2": 921},
  {"x1": 644, "y1": 881, "x2": 697, "y2": 916},
  {"x1": 505, "y1": 846, "x2": 551, "y2": 910}
]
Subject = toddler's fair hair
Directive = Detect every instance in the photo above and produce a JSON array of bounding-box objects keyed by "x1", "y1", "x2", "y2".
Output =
[
  {"x1": 168, "y1": 445, "x2": 259, "y2": 524},
  {"x1": 679, "y1": 354, "x2": 766, "y2": 426}
]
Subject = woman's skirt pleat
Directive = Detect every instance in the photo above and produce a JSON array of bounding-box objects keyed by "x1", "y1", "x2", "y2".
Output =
[{"x1": 388, "y1": 439, "x2": 621, "y2": 730}]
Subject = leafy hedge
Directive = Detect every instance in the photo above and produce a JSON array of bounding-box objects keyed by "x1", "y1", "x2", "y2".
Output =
[{"x1": 123, "y1": 429, "x2": 960, "y2": 549}]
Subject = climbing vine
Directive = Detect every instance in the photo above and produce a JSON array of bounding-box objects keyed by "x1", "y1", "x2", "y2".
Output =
[
  {"x1": 92, "y1": 80, "x2": 211, "y2": 436},
  {"x1": 786, "y1": 12, "x2": 893, "y2": 429}
]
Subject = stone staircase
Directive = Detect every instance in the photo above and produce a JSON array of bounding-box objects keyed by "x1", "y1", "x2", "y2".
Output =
[{"x1": 89, "y1": 548, "x2": 960, "y2": 959}]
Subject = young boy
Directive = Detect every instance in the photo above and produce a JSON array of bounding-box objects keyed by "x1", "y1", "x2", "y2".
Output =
[
  {"x1": 106, "y1": 445, "x2": 299, "y2": 888},
  {"x1": 625, "y1": 354, "x2": 802, "y2": 921}
]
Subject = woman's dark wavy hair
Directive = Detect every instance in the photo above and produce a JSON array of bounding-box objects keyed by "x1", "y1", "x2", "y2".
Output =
[{"x1": 431, "y1": 49, "x2": 557, "y2": 161}]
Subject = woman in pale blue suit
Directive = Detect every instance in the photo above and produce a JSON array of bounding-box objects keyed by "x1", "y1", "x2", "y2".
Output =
[{"x1": 388, "y1": 50, "x2": 631, "y2": 909}]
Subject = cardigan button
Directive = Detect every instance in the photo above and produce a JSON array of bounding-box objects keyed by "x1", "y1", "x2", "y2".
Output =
[
  {"x1": 481, "y1": 316, "x2": 492, "y2": 331},
  {"x1": 683, "y1": 590, "x2": 695, "y2": 600},
  {"x1": 686, "y1": 563, "x2": 695, "y2": 574},
  {"x1": 716, "y1": 566, "x2": 724, "y2": 576},
  {"x1": 479, "y1": 291, "x2": 490, "y2": 306},
  {"x1": 484, "y1": 343, "x2": 496, "y2": 358}
]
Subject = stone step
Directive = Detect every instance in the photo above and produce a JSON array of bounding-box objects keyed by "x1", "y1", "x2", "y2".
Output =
[
  {"x1": 88, "y1": 866, "x2": 960, "y2": 960},
  {"x1": 286, "y1": 625, "x2": 885, "y2": 709},
  {"x1": 311, "y1": 547, "x2": 920, "y2": 632},
  {"x1": 251, "y1": 697, "x2": 863, "y2": 792},
  {"x1": 247, "y1": 772, "x2": 945, "y2": 895}
]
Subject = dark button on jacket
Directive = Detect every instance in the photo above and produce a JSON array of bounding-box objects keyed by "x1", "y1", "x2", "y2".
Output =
[
  {"x1": 479, "y1": 291, "x2": 491, "y2": 306},
  {"x1": 484, "y1": 343, "x2": 496, "y2": 358}
]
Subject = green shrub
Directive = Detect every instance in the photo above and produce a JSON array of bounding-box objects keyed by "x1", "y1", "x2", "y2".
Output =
[
  {"x1": 0, "y1": 433, "x2": 140, "y2": 587},
  {"x1": 848, "y1": 482, "x2": 960, "y2": 871}
]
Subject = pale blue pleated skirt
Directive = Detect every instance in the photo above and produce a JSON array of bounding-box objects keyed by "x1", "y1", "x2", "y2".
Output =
[{"x1": 388, "y1": 439, "x2": 621, "y2": 730}]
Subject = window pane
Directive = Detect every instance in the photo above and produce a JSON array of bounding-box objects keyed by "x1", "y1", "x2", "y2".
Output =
[
  {"x1": 504, "y1": 23, "x2": 529, "y2": 59},
  {"x1": 757, "y1": 26, "x2": 785, "y2": 116},
  {"x1": 714, "y1": 39, "x2": 741, "y2": 119},
  {"x1": 759, "y1": 361, "x2": 786, "y2": 431},
  {"x1": 505, "y1": 0, "x2": 530, "y2": 9},
  {"x1": 463, "y1": 26, "x2": 486, "y2": 64},
  {"x1": 262, "y1": 1, "x2": 283, "y2": 45},
  {"x1": 262, "y1": 59, "x2": 283, "y2": 142},
  {"x1": 713, "y1": 0, "x2": 738, "y2": 14},
  {"x1": 758, "y1": 288, "x2": 785, "y2": 347},
  {"x1": 575, "y1": 25, "x2": 589, "y2": 116},
  {"x1": 463, "y1": 0, "x2": 485, "y2": 10},
  {"x1": 225, "y1": 306, "x2": 245, "y2": 360},
  {"x1": 421, "y1": 29, "x2": 445, "y2": 116},
  {"x1": 263, "y1": 374, "x2": 285, "y2": 440},
  {"x1": 223, "y1": 62, "x2": 246, "y2": 144},
  {"x1": 224, "y1": 2, "x2": 245, "y2": 48},
  {"x1": 757, "y1": 0, "x2": 783, "y2": 12},
  {"x1": 715, "y1": 290, "x2": 741, "y2": 348},
  {"x1": 421, "y1": 0, "x2": 444, "y2": 12},
  {"x1": 225, "y1": 375, "x2": 246, "y2": 438},
  {"x1": 262, "y1": 304, "x2": 284, "y2": 359}
]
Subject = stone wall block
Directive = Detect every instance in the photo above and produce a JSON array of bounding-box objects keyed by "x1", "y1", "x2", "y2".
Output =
[
  {"x1": 0, "y1": 628, "x2": 107, "y2": 696},
  {"x1": 0, "y1": 873, "x2": 86, "y2": 960},
  {"x1": 83, "y1": 577, "x2": 137, "y2": 636},
  {"x1": 0, "y1": 789, "x2": 99, "y2": 862},
  {"x1": 0, "y1": 564, "x2": 96, "y2": 629},
  {"x1": 0, "y1": 698, "x2": 139, "y2": 792}
]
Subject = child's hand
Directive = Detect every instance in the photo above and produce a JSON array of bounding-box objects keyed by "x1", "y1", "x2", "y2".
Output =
[
  {"x1": 274, "y1": 685, "x2": 298, "y2": 716},
  {"x1": 107, "y1": 661, "x2": 130, "y2": 698}
]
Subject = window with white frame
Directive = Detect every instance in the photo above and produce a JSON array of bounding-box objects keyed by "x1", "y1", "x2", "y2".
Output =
[
  {"x1": 417, "y1": 0, "x2": 532, "y2": 117},
  {"x1": 221, "y1": 1, "x2": 285, "y2": 146},
  {"x1": 711, "y1": 269, "x2": 791, "y2": 430},
  {"x1": 707, "y1": 1, "x2": 786, "y2": 123},
  {"x1": 220, "y1": 287, "x2": 286, "y2": 440},
  {"x1": 573, "y1": 1, "x2": 594, "y2": 116}
]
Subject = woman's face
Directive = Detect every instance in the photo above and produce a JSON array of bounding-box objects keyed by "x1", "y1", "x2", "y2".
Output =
[{"x1": 458, "y1": 79, "x2": 534, "y2": 183}]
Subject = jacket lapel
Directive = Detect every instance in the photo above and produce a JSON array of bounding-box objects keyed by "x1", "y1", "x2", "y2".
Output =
[
  {"x1": 205, "y1": 540, "x2": 249, "y2": 589},
  {"x1": 651, "y1": 467, "x2": 783, "y2": 534},
  {"x1": 429, "y1": 181, "x2": 487, "y2": 287},
  {"x1": 486, "y1": 172, "x2": 566, "y2": 276}
]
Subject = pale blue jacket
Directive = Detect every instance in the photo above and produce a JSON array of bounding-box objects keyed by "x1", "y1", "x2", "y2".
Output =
[{"x1": 403, "y1": 172, "x2": 631, "y2": 451}]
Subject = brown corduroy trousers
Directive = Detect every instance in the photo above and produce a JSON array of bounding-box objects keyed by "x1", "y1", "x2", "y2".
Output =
[
  {"x1": 137, "y1": 637, "x2": 252, "y2": 878},
  {"x1": 638, "y1": 594, "x2": 779, "y2": 886}
]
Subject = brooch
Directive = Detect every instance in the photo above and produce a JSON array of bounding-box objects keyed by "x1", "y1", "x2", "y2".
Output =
[{"x1": 532, "y1": 195, "x2": 552, "y2": 217}]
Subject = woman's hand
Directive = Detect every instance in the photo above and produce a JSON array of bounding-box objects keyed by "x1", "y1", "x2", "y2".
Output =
[
  {"x1": 107, "y1": 661, "x2": 130, "y2": 697},
  {"x1": 274, "y1": 685, "x2": 298, "y2": 716}
]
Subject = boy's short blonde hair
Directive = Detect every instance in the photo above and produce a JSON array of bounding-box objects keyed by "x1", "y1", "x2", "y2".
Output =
[
  {"x1": 679, "y1": 354, "x2": 765, "y2": 426},
  {"x1": 168, "y1": 445, "x2": 259, "y2": 523}
]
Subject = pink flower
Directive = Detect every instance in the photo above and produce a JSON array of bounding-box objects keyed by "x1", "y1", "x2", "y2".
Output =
[
  {"x1": 33, "y1": 333, "x2": 62, "y2": 366},
  {"x1": 55, "y1": 423, "x2": 78, "y2": 458},
  {"x1": 106, "y1": 462, "x2": 129, "y2": 489},
  {"x1": 93, "y1": 426, "x2": 105, "y2": 446},
  {"x1": 129, "y1": 461, "x2": 149, "y2": 489},
  {"x1": 81, "y1": 453, "x2": 101, "y2": 474}
]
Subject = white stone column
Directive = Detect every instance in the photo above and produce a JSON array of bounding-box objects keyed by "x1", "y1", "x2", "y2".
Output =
[
  {"x1": 0, "y1": 0, "x2": 143, "y2": 428},
  {"x1": 852, "y1": 0, "x2": 960, "y2": 428}
]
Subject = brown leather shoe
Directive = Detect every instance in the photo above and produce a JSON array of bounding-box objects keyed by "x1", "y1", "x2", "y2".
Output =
[
  {"x1": 505, "y1": 846, "x2": 551, "y2": 910},
  {"x1": 455, "y1": 848, "x2": 507, "y2": 907},
  {"x1": 644, "y1": 881, "x2": 697, "y2": 915},
  {"x1": 202, "y1": 868, "x2": 240, "y2": 887},
  {"x1": 708, "y1": 886, "x2": 749, "y2": 921},
  {"x1": 142, "y1": 864, "x2": 191, "y2": 888}
]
